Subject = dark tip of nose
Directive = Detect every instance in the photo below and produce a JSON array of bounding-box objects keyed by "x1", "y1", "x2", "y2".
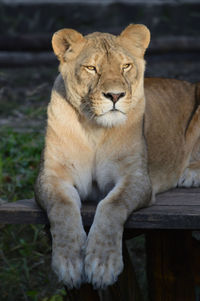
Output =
[{"x1": 103, "y1": 92, "x2": 126, "y2": 103}]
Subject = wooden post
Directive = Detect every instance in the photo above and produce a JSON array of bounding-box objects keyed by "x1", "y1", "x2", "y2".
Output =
[{"x1": 146, "y1": 230, "x2": 196, "y2": 301}]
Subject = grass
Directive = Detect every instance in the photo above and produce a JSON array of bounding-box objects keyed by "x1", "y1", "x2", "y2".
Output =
[
  {"x1": 0, "y1": 128, "x2": 43, "y2": 200},
  {"x1": 0, "y1": 67, "x2": 68, "y2": 300},
  {"x1": 0, "y1": 128, "x2": 66, "y2": 301}
]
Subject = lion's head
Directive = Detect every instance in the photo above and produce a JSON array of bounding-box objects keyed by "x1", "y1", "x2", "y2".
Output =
[{"x1": 52, "y1": 24, "x2": 150, "y2": 127}]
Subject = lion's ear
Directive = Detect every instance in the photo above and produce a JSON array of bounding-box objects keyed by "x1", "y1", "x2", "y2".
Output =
[
  {"x1": 118, "y1": 24, "x2": 150, "y2": 57},
  {"x1": 52, "y1": 29, "x2": 85, "y2": 62}
]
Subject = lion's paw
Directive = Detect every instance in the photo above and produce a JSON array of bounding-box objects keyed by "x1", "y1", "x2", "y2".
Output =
[
  {"x1": 84, "y1": 252, "x2": 123, "y2": 289},
  {"x1": 51, "y1": 229, "x2": 87, "y2": 289},
  {"x1": 52, "y1": 252, "x2": 84, "y2": 289},
  {"x1": 177, "y1": 168, "x2": 200, "y2": 188},
  {"x1": 84, "y1": 231, "x2": 123, "y2": 289}
]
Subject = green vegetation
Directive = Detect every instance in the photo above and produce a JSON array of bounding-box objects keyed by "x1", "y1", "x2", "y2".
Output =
[
  {"x1": 0, "y1": 129, "x2": 43, "y2": 200},
  {"x1": 0, "y1": 67, "x2": 69, "y2": 300},
  {"x1": 0, "y1": 128, "x2": 66, "y2": 301}
]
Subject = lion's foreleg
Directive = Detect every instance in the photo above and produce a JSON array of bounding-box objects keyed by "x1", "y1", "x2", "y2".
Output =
[
  {"x1": 36, "y1": 174, "x2": 86, "y2": 289},
  {"x1": 84, "y1": 173, "x2": 152, "y2": 288}
]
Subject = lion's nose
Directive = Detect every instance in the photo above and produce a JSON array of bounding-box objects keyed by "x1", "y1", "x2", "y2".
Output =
[{"x1": 103, "y1": 92, "x2": 126, "y2": 103}]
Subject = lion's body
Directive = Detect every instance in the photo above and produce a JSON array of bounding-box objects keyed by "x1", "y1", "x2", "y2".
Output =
[
  {"x1": 35, "y1": 25, "x2": 200, "y2": 288},
  {"x1": 145, "y1": 78, "x2": 200, "y2": 192}
]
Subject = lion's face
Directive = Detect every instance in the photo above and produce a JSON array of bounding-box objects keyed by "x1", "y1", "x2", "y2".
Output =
[{"x1": 52, "y1": 25, "x2": 150, "y2": 127}]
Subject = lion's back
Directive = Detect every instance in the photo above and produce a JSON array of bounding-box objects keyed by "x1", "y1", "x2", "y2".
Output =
[{"x1": 144, "y1": 78, "x2": 197, "y2": 191}]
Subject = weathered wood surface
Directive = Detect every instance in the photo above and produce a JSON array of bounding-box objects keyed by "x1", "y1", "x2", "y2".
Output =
[{"x1": 0, "y1": 188, "x2": 200, "y2": 229}]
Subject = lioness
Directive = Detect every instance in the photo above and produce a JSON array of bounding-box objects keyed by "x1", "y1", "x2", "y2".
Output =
[{"x1": 35, "y1": 24, "x2": 200, "y2": 289}]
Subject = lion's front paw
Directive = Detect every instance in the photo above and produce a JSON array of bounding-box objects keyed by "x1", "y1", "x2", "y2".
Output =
[
  {"x1": 85, "y1": 251, "x2": 123, "y2": 289},
  {"x1": 52, "y1": 252, "x2": 84, "y2": 289},
  {"x1": 84, "y1": 230, "x2": 123, "y2": 289},
  {"x1": 51, "y1": 230, "x2": 87, "y2": 289}
]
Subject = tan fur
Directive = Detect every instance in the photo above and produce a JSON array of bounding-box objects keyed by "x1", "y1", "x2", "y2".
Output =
[{"x1": 35, "y1": 24, "x2": 200, "y2": 289}]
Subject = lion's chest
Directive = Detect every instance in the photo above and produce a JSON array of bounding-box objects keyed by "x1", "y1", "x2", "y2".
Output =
[{"x1": 73, "y1": 151, "x2": 119, "y2": 202}]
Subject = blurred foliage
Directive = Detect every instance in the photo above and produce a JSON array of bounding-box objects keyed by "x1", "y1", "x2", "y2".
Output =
[
  {"x1": 0, "y1": 128, "x2": 66, "y2": 300},
  {"x1": 0, "y1": 129, "x2": 43, "y2": 200}
]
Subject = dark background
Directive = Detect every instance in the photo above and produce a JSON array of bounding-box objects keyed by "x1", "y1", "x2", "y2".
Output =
[{"x1": 0, "y1": 0, "x2": 200, "y2": 77}]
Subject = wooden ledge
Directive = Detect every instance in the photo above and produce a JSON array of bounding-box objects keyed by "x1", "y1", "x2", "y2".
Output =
[{"x1": 0, "y1": 188, "x2": 200, "y2": 229}]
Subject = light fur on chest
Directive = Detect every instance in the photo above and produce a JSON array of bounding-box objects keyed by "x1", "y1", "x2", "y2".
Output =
[{"x1": 46, "y1": 96, "x2": 144, "y2": 204}]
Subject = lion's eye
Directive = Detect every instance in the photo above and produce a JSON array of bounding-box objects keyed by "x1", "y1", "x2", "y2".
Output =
[
  {"x1": 122, "y1": 63, "x2": 132, "y2": 70},
  {"x1": 85, "y1": 66, "x2": 96, "y2": 72}
]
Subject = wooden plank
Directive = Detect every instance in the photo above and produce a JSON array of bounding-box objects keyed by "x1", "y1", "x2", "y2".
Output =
[
  {"x1": 0, "y1": 199, "x2": 49, "y2": 224},
  {"x1": 0, "y1": 188, "x2": 200, "y2": 229}
]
